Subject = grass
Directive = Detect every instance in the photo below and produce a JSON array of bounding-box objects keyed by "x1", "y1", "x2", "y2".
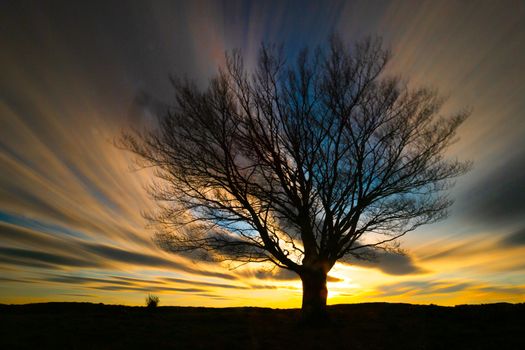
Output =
[{"x1": 0, "y1": 302, "x2": 523, "y2": 349}]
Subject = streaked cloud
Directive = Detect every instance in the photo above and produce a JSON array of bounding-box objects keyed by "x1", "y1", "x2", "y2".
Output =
[
  {"x1": 0, "y1": 246, "x2": 99, "y2": 269},
  {"x1": 347, "y1": 250, "x2": 427, "y2": 276},
  {"x1": 499, "y1": 228, "x2": 525, "y2": 248},
  {"x1": 376, "y1": 280, "x2": 473, "y2": 297},
  {"x1": 1, "y1": 0, "x2": 524, "y2": 306},
  {"x1": 373, "y1": 279, "x2": 525, "y2": 303}
]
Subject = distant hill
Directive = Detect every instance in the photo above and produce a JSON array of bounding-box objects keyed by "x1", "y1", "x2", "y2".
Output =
[{"x1": 1, "y1": 302, "x2": 523, "y2": 349}]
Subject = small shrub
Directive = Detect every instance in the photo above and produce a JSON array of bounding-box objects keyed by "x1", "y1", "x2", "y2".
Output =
[{"x1": 146, "y1": 294, "x2": 159, "y2": 308}]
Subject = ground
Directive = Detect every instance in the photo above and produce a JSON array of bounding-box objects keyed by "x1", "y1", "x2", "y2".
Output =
[{"x1": 1, "y1": 302, "x2": 523, "y2": 349}]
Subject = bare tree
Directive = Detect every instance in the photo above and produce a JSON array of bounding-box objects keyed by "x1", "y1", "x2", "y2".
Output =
[{"x1": 122, "y1": 36, "x2": 470, "y2": 321}]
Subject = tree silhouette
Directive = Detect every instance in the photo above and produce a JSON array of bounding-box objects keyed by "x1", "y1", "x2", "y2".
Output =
[{"x1": 122, "y1": 36, "x2": 470, "y2": 321}]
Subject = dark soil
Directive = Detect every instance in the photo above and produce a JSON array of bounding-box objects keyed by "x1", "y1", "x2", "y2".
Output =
[{"x1": 0, "y1": 302, "x2": 523, "y2": 349}]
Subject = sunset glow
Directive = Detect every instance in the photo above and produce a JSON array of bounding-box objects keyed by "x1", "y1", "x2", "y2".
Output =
[{"x1": 1, "y1": 0, "x2": 524, "y2": 307}]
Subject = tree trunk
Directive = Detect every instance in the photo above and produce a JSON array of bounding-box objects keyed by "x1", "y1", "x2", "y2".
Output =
[{"x1": 300, "y1": 268, "x2": 328, "y2": 322}]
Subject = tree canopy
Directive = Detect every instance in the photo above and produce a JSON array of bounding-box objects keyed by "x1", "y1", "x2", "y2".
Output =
[{"x1": 122, "y1": 36, "x2": 470, "y2": 319}]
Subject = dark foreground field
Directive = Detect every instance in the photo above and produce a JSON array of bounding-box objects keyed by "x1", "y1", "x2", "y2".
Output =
[{"x1": 1, "y1": 302, "x2": 523, "y2": 349}]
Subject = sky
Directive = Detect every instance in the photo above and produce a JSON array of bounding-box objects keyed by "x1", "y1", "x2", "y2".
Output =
[{"x1": 1, "y1": 0, "x2": 524, "y2": 307}]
